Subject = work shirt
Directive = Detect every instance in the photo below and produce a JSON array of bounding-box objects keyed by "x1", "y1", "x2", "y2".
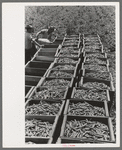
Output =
[{"x1": 25, "y1": 32, "x2": 32, "y2": 49}]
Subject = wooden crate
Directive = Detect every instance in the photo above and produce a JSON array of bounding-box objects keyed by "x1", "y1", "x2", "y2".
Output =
[
  {"x1": 65, "y1": 34, "x2": 80, "y2": 39},
  {"x1": 82, "y1": 46, "x2": 103, "y2": 53},
  {"x1": 37, "y1": 77, "x2": 75, "y2": 88},
  {"x1": 79, "y1": 77, "x2": 114, "y2": 91},
  {"x1": 62, "y1": 40, "x2": 80, "y2": 48},
  {"x1": 50, "y1": 63, "x2": 79, "y2": 72},
  {"x1": 28, "y1": 85, "x2": 69, "y2": 100},
  {"x1": 25, "y1": 115, "x2": 59, "y2": 143},
  {"x1": 46, "y1": 69, "x2": 77, "y2": 78},
  {"x1": 71, "y1": 87, "x2": 110, "y2": 102},
  {"x1": 81, "y1": 63, "x2": 109, "y2": 72},
  {"x1": 83, "y1": 56, "x2": 109, "y2": 65},
  {"x1": 83, "y1": 51, "x2": 107, "y2": 59},
  {"x1": 25, "y1": 99, "x2": 65, "y2": 116},
  {"x1": 54, "y1": 58, "x2": 81, "y2": 66},
  {"x1": 64, "y1": 99, "x2": 109, "y2": 117},
  {"x1": 56, "y1": 51, "x2": 81, "y2": 58},
  {"x1": 55, "y1": 47, "x2": 81, "y2": 57},
  {"x1": 82, "y1": 69, "x2": 113, "y2": 81},
  {"x1": 60, "y1": 115, "x2": 115, "y2": 143}
]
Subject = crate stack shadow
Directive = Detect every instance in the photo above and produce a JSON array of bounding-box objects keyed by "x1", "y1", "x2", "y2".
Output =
[{"x1": 25, "y1": 34, "x2": 116, "y2": 144}]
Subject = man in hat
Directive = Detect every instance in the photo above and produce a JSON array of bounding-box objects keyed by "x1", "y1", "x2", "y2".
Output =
[
  {"x1": 25, "y1": 25, "x2": 41, "y2": 64},
  {"x1": 36, "y1": 26, "x2": 57, "y2": 44}
]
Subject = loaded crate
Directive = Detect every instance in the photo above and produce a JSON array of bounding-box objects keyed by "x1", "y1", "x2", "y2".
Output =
[
  {"x1": 65, "y1": 34, "x2": 80, "y2": 39},
  {"x1": 78, "y1": 77, "x2": 114, "y2": 91},
  {"x1": 53, "y1": 58, "x2": 82, "y2": 74},
  {"x1": 54, "y1": 57, "x2": 81, "y2": 65},
  {"x1": 84, "y1": 42, "x2": 102, "y2": 46},
  {"x1": 71, "y1": 87, "x2": 110, "y2": 102},
  {"x1": 83, "y1": 39, "x2": 100, "y2": 43},
  {"x1": 81, "y1": 46, "x2": 103, "y2": 53},
  {"x1": 50, "y1": 62, "x2": 79, "y2": 76},
  {"x1": 25, "y1": 99, "x2": 65, "y2": 116},
  {"x1": 81, "y1": 63, "x2": 109, "y2": 72},
  {"x1": 64, "y1": 35, "x2": 80, "y2": 40},
  {"x1": 81, "y1": 47, "x2": 104, "y2": 53},
  {"x1": 55, "y1": 51, "x2": 81, "y2": 58},
  {"x1": 62, "y1": 40, "x2": 80, "y2": 48},
  {"x1": 25, "y1": 115, "x2": 59, "y2": 144},
  {"x1": 83, "y1": 51, "x2": 107, "y2": 58},
  {"x1": 63, "y1": 99, "x2": 109, "y2": 117},
  {"x1": 83, "y1": 37, "x2": 100, "y2": 41},
  {"x1": 28, "y1": 86, "x2": 69, "y2": 100},
  {"x1": 61, "y1": 44, "x2": 80, "y2": 49},
  {"x1": 36, "y1": 77, "x2": 75, "y2": 88},
  {"x1": 83, "y1": 36, "x2": 99, "y2": 40},
  {"x1": 84, "y1": 39, "x2": 100, "y2": 42},
  {"x1": 83, "y1": 46, "x2": 103, "y2": 53},
  {"x1": 58, "y1": 46, "x2": 81, "y2": 54},
  {"x1": 59, "y1": 115, "x2": 115, "y2": 143},
  {"x1": 45, "y1": 69, "x2": 77, "y2": 78},
  {"x1": 83, "y1": 56, "x2": 109, "y2": 65},
  {"x1": 63, "y1": 37, "x2": 80, "y2": 42},
  {"x1": 84, "y1": 36, "x2": 101, "y2": 41},
  {"x1": 82, "y1": 69, "x2": 113, "y2": 81},
  {"x1": 64, "y1": 38, "x2": 80, "y2": 43},
  {"x1": 84, "y1": 42, "x2": 102, "y2": 47}
]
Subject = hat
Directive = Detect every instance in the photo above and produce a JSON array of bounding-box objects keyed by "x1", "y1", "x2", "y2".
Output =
[{"x1": 25, "y1": 25, "x2": 33, "y2": 29}]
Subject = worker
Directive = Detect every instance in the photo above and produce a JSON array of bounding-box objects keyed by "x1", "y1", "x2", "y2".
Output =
[
  {"x1": 25, "y1": 25, "x2": 41, "y2": 64},
  {"x1": 36, "y1": 26, "x2": 57, "y2": 44}
]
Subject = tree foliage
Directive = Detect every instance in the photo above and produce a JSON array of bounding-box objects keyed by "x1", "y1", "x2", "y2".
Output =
[{"x1": 25, "y1": 6, "x2": 115, "y2": 51}]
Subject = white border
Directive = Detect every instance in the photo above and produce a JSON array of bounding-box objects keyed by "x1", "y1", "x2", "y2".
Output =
[{"x1": 2, "y1": 2, "x2": 120, "y2": 148}]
